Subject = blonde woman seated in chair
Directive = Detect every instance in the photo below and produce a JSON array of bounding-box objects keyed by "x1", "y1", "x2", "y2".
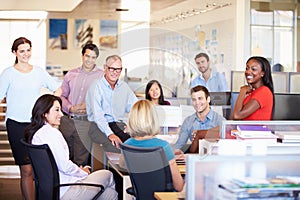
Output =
[{"x1": 120, "y1": 99, "x2": 184, "y2": 192}]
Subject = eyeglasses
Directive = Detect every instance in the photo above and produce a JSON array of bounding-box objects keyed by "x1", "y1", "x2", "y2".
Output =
[{"x1": 107, "y1": 66, "x2": 122, "y2": 73}]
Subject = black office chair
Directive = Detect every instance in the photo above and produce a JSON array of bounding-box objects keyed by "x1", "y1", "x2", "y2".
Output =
[
  {"x1": 120, "y1": 143, "x2": 174, "y2": 200},
  {"x1": 20, "y1": 139, "x2": 105, "y2": 200}
]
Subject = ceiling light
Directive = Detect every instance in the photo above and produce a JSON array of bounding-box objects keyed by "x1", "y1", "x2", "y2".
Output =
[
  {"x1": 116, "y1": 8, "x2": 129, "y2": 12},
  {"x1": 153, "y1": 3, "x2": 232, "y2": 25}
]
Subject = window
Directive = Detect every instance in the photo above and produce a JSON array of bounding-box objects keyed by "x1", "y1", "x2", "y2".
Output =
[
  {"x1": 250, "y1": 9, "x2": 294, "y2": 71},
  {"x1": 0, "y1": 11, "x2": 47, "y2": 74}
]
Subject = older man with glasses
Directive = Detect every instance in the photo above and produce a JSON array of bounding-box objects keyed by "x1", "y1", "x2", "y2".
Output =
[{"x1": 86, "y1": 55, "x2": 138, "y2": 153}]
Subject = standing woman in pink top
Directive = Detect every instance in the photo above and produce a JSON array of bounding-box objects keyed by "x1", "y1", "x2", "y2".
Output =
[{"x1": 232, "y1": 56, "x2": 274, "y2": 120}]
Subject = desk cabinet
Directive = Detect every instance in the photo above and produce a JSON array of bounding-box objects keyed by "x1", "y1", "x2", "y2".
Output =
[{"x1": 186, "y1": 154, "x2": 300, "y2": 200}]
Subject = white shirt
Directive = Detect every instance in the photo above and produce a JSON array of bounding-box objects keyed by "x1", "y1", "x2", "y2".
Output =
[{"x1": 32, "y1": 123, "x2": 88, "y2": 197}]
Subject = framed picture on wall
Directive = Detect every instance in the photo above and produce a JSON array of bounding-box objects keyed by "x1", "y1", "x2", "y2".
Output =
[
  {"x1": 49, "y1": 19, "x2": 68, "y2": 50},
  {"x1": 99, "y1": 20, "x2": 118, "y2": 49},
  {"x1": 74, "y1": 19, "x2": 94, "y2": 48}
]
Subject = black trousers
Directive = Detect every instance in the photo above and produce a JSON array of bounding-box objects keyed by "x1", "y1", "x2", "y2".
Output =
[
  {"x1": 59, "y1": 115, "x2": 91, "y2": 166},
  {"x1": 108, "y1": 122, "x2": 130, "y2": 142}
]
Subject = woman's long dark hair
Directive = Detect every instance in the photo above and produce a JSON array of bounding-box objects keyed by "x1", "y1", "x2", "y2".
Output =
[
  {"x1": 24, "y1": 94, "x2": 62, "y2": 143},
  {"x1": 246, "y1": 56, "x2": 275, "y2": 118},
  {"x1": 11, "y1": 37, "x2": 32, "y2": 64},
  {"x1": 145, "y1": 80, "x2": 167, "y2": 105}
]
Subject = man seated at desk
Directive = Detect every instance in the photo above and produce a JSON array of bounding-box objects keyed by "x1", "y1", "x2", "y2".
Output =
[{"x1": 173, "y1": 85, "x2": 225, "y2": 154}]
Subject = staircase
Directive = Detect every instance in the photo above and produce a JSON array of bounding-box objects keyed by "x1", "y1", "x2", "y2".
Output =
[
  {"x1": 0, "y1": 127, "x2": 14, "y2": 165},
  {"x1": 0, "y1": 102, "x2": 14, "y2": 165}
]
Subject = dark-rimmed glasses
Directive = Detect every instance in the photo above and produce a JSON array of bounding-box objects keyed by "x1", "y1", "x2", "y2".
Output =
[{"x1": 107, "y1": 66, "x2": 122, "y2": 73}]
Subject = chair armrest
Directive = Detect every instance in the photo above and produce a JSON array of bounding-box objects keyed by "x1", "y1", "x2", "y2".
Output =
[
  {"x1": 57, "y1": 183, "x2": 104, "y2": 200},
  {"x1": 126, "y1": 186, "x2": 136, "y2": 196},
  {"x1": 59, "y1": 183, "x2": 104, "y2": 189}
]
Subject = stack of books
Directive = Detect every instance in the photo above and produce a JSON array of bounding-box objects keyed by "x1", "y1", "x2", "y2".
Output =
[
  {"x1": 233, "y1": 125, "x2": 278, "y2": 144},
  {"x1": 275, "y1": 131, "x2": 300, "y2": 143}
]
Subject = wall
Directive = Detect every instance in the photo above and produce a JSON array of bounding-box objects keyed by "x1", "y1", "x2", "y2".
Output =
[
  {"x1": 148, "y1": 2, "x2": 238, "y2": 95},
  {"x1": 46, "y1": 18, "x2": 119, "y2": 71}
]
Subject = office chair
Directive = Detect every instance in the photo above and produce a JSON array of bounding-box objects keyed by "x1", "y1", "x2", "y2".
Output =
[
  {"x1": 120, "y1": 143, "x2": 174, "y2": 200},
  {"x1": 20, "y1": 139, "x2": 104, "y2": 200}
]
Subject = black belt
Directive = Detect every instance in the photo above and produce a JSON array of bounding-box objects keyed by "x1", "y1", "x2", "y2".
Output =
[{"x1": 68, "y1": 115, "x2": 88, "y2": 121}]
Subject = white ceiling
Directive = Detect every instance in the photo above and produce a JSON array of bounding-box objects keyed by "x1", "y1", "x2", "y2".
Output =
[
  {"x1": 0, "y1": 0, "x2": 295, "y2": 23},
  {"x1": 0, "y1": 0, "x2": 235, "y2": 23},
  {"x1": 0, "y1": 0, "x2": 83, "y2": 12}
]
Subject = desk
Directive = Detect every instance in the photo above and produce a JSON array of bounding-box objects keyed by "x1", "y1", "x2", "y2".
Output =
[
  {"x1": 106, "y1": 152, "x2": 133, "y2": 200},
  {"x1": 177, "y1": 164, "x2": 186, "y2": 174},
  {"x1": 154, "y1": 192, "x2": 184, "y2": 200},
  {"x1": 106, "y1": 152, "x2": 186, "y2": 200}
]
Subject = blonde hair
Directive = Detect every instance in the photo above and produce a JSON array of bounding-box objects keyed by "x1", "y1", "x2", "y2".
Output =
[{"x1": 128, "y1": 100, "x2": 160, "y2": 137}]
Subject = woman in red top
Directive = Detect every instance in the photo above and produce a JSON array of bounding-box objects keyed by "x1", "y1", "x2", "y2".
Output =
[{"x1": 232, "y1": 56, "x2": 274, "y2": 120}]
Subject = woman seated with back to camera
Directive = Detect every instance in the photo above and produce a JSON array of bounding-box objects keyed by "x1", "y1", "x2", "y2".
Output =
[
  {"x1": 24, "y1": 94, "x2": 117, "y2": 200},
  {"x1": 145, "y1": 80, "x2": 171, "y2": 105},
  {"x1": 122, "y1": 99, "x2": 184, "y2": 192},
  {"x1": 232, "y1": 56, "x2": 274, "y2": 120}
]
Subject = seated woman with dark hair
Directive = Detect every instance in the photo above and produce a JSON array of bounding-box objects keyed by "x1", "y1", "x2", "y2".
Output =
[
  {"x1": 145, "y1": 80, "x2": 171, "y2": 105},
  {"x1": 24, "y1": 94, "x2": 117, "y2": 200}
]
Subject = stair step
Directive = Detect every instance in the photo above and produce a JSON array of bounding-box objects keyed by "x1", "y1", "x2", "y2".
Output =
[
  {"x1": 0, "y1": 157, "x2": 14, "y2": 161},
  {"x1": 0, "y1": 149, "x2": 13, "y2": 157},
  {"x1": 0, "y1": 141, "x2": 11, "y2": 149},
  {"x1": 0, "y1": 158, "x2": 15, "y2": 166},
  {"x1": 0, "y1": 131, "x2": 8, "y2": 140},
  {"x1": 0, "y1": 157, "x2": 15, "y2": 166},
  {"x1": 0, "y1": 123, "x2": 6, "y2": 131},
  {"x1": 0, "y1": 149, "x2": 12, "y2": 153},
  {"x1": 0, "y1": 165, "x2": 20, "y2": 178},
  {"x1": 0, "y1": 125, "x2": 15, "y2": 166}
]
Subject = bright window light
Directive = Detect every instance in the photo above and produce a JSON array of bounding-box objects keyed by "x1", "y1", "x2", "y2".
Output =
[{"x1": 0, "y1": 11, "x2": 48, "y2": 19}]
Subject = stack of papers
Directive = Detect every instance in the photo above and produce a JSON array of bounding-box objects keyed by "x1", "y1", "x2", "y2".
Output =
[
  {"x1": 275, "y1": 131, "x2": 300, "y2": 143},
  {"x1": 237, "y1": 125, "x2": 272, "y2": 136},
  {"x1": 218, "y1": 176, "x2": 300, "y2": 199},
  {"x1": 235, "y1": 125, "x2": 278, "y2": 144}
]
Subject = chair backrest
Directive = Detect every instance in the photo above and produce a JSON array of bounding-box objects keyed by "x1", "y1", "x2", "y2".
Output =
[
  {"x1": 120, "y1": 143, "x2": 174, "y2": 200},
  {"x1": 20, "y1": 139, "x2": 60, "y2": 200}
]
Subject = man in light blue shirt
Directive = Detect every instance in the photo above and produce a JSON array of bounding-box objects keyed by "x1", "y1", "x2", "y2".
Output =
[
  {"x1": 86, "y1": 55, "x2": 138, "y2": 151},
  {"x1": 191, "y1": 52, "x2": 229, "y2": 92},
  {"x1": 173, "y1": 85, "x2": 225, "y2": 153}
]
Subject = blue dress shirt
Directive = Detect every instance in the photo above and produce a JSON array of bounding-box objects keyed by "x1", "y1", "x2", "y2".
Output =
[
  {"x1": 191, "y1": 70, "x2": 229, "y2": 92},
  {"x1": 173, "y1": 108, "x2": 225, "y2": 150},
  {"x1": 86, "y1": 77, "x2": 138, "y2": 137}
]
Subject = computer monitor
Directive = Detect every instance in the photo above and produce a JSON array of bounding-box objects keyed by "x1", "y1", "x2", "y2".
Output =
[
  {"x1": 273, "y1": 93, "x2": 300, "y2": 120},
  {"x1": 230, "y1": 92, "x2": 300, "y2": 120},
  {"x1": 209, "y1": 92, "x2": 231, "y2": 105},
  {"x1": 155, "y1": 105, "x2": 182, "y2": 127}
]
